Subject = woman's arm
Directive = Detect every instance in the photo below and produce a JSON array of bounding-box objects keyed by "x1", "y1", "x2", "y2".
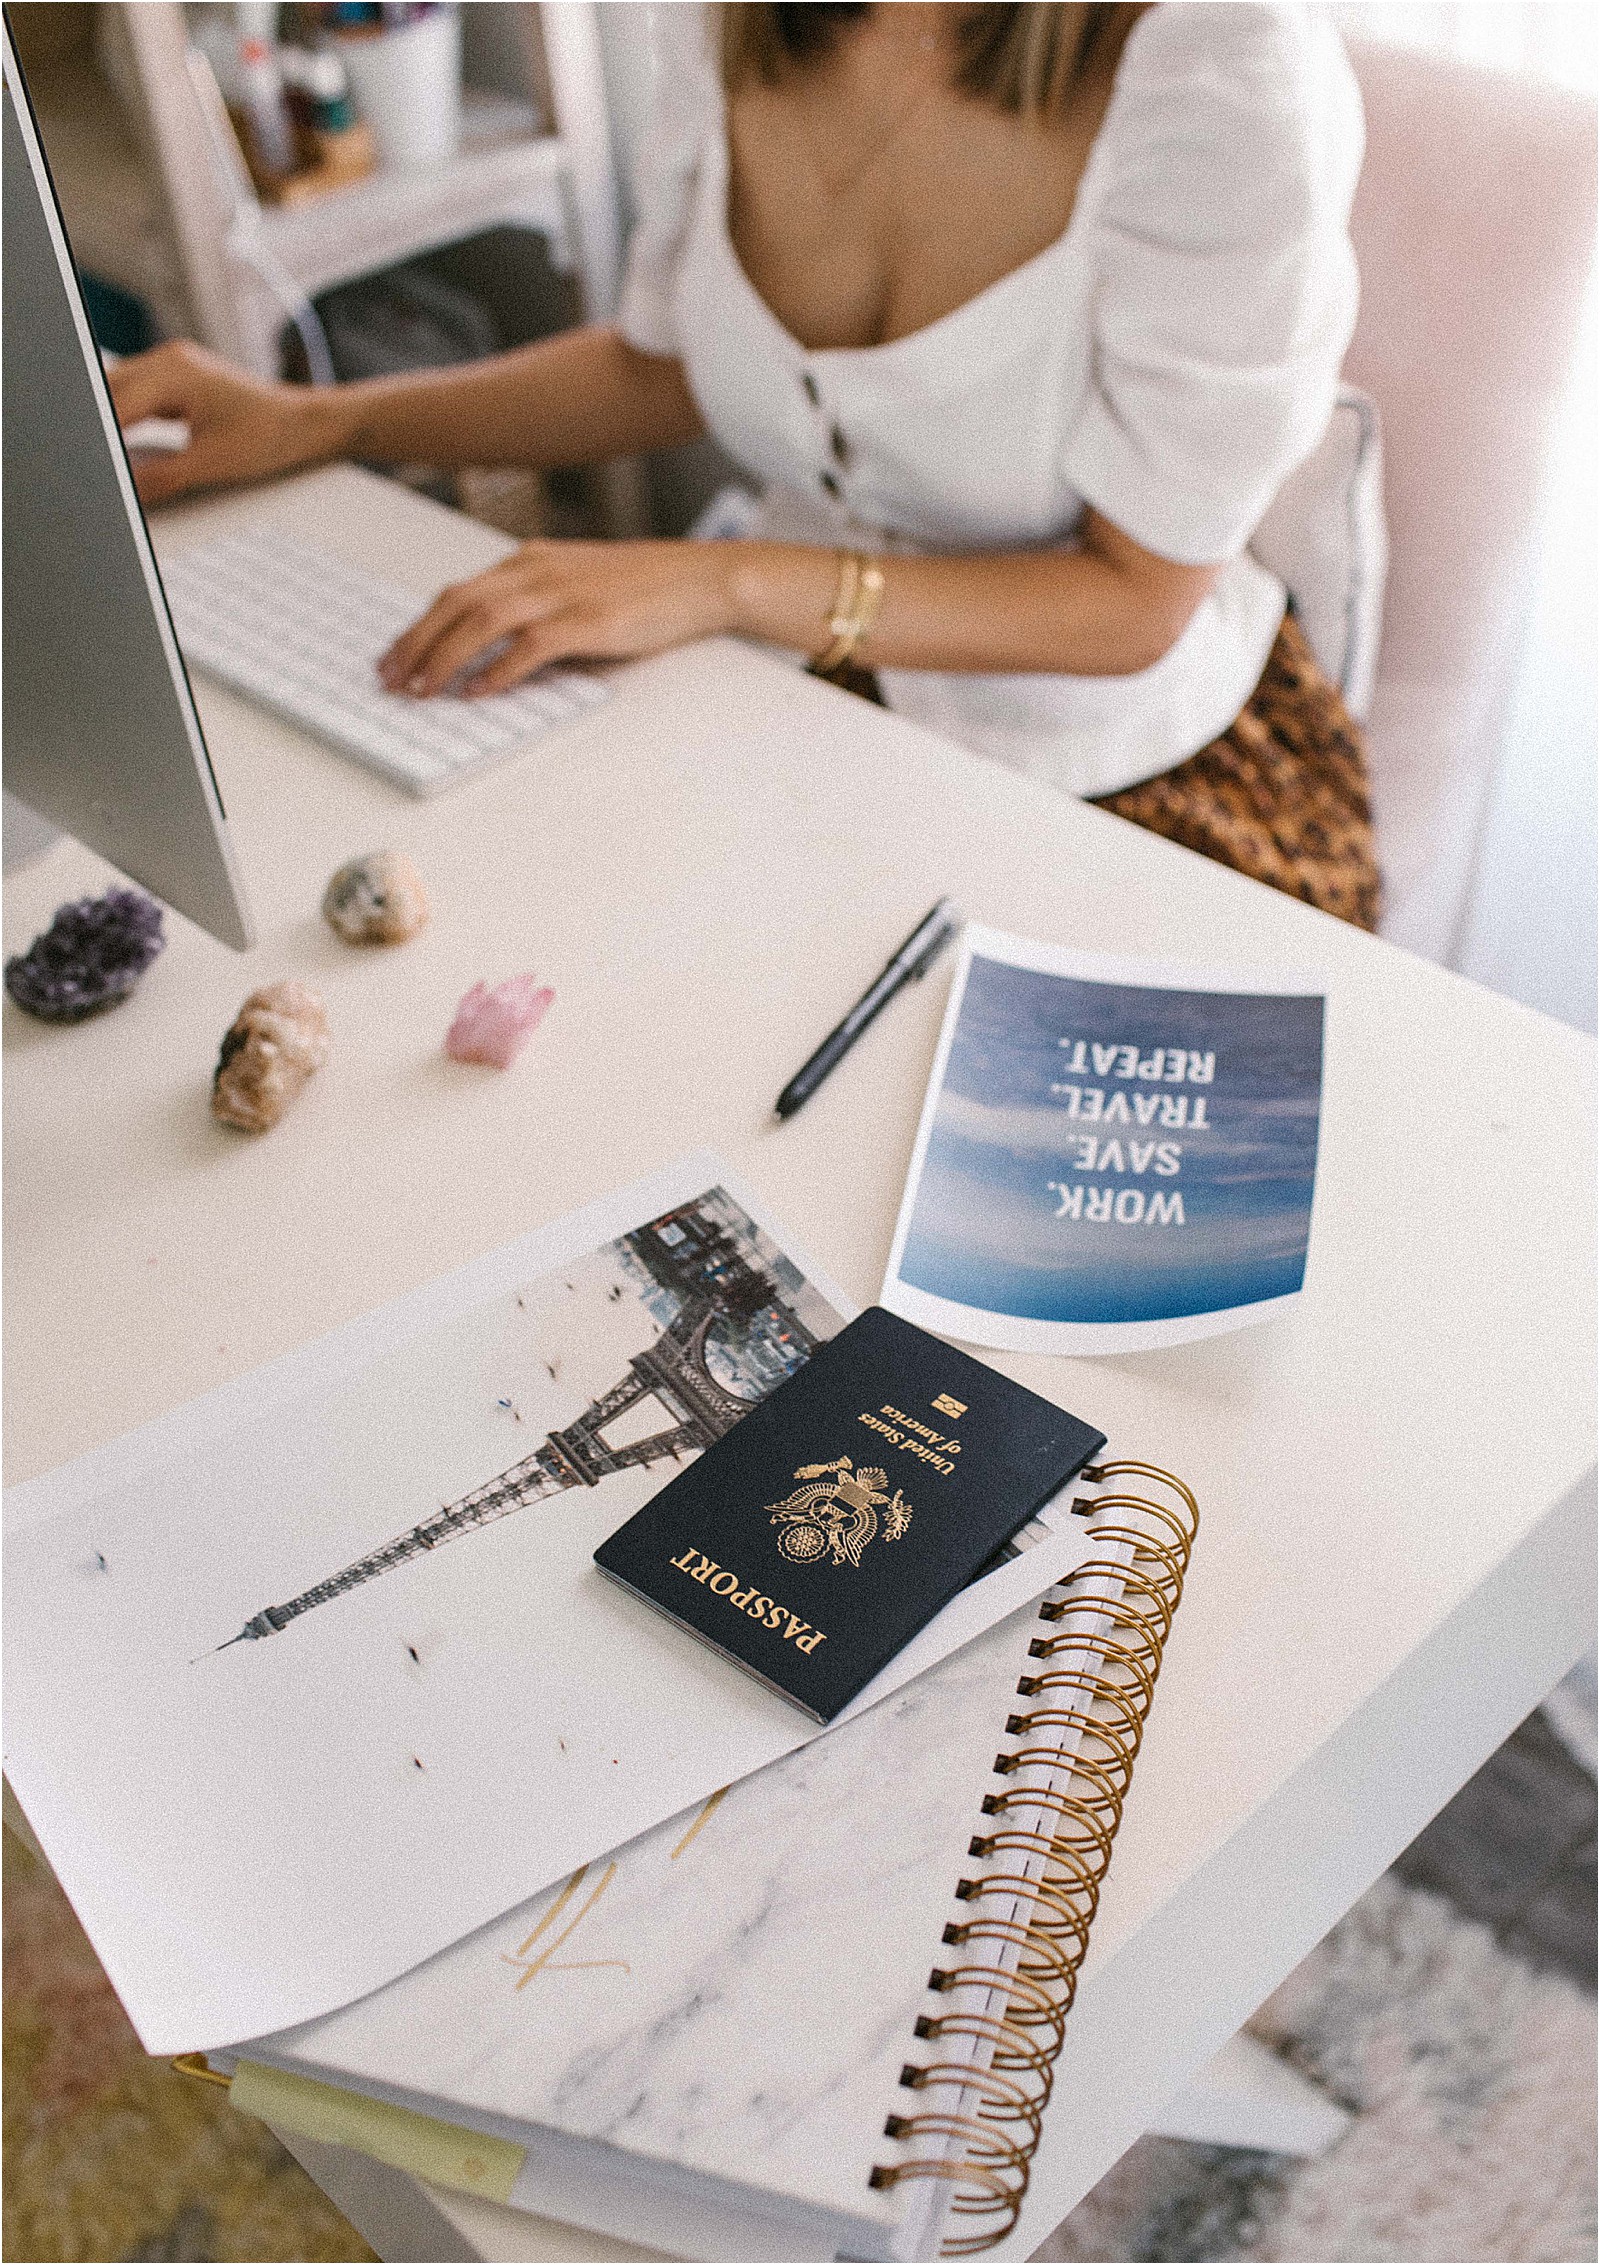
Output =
[
  {"x1": 379, "y1": 508, "x2": 1220, "y2": 695},
  {"x1": 108, "y1": 326, "x2": 704, "y2": 506},
  {"x1": 730, "y1": 511, "x2": 1220, "y2": 677},
  {"x1": 337, "y1": 326, "x2": 705, "y2": 468},
  {"x1": 111, "y1": 336, "x2": 1214, "y2": 682}
]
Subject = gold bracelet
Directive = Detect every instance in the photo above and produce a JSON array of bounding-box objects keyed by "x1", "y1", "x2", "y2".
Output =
[{"x1": 815, "y1": 549, "x2": 885, "y2": 674}]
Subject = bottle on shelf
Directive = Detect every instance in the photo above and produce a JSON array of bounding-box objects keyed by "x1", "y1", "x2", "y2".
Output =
[{"x1": 233, "y1": 2, "x2": 296, "y2": 186}]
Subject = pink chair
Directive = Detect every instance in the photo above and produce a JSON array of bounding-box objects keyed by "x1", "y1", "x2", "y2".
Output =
[{"x1": 1341, "y1": 45, "x2": 1596, "y2": 961}]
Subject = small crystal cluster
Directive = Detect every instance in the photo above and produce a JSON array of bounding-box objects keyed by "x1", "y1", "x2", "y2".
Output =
[
  {"x1": 322, "y1": 849, "x2": 430, "y2": 946},
  {"x1": 4, "y1": 888, "x2": 165, "y2": 1021},
  {"x1": 444, "y1": 975, "x2": 554, "y2": 1068},
  {"x1": 212, "y1": 980, "x2": 330, "y2": 1133}
]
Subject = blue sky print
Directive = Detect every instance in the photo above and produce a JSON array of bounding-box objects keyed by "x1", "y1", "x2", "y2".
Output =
[{"x1": 898, "y1": 954, "x2": 1325, "y2": 1325}]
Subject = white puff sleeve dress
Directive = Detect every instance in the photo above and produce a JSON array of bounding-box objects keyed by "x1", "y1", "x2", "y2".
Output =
[{"x1": 616, "y1": 2, "x2": 1365, "y2": 801}]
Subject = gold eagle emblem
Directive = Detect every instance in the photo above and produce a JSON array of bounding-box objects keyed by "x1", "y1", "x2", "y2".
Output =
[{"x1": 767, "y1": 1457, "x2": 913, "y2": 1569}]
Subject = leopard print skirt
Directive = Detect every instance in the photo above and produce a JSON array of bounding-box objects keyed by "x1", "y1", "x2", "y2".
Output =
[
  {"x1": 1091, "y1": 612, "x2": 1381, "y2": 930},
  {"x1": 813, "y1": 610, "x2": 1381, "y2": 931}
]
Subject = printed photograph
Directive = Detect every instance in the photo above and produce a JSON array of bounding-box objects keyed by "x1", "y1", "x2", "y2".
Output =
[
  {"x1": 216, "y1": 1187, "x2": 842, "y2": 1652},
  {"x1": 4, "y1": 1173, "x2": 855, "y2": 2050},
  {"x1": 896, "y1": 952, "x2": 1325, "y2": 1326}
]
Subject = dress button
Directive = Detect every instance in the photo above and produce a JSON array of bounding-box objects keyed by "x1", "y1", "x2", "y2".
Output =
[
  {"x1": 830, "y1": 425, "x2": 851, "y2": 468},
  {"x1": 819, "y1": 470, "x2": 842, "y2": 498},
  {"x1": 801, "y1": 371, "x2": 820, "y2": 406}
]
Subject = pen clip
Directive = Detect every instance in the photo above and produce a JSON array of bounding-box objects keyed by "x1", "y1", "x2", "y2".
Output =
[{"x1": 908, "y1": 922, "x2": 957, "y2": 980}]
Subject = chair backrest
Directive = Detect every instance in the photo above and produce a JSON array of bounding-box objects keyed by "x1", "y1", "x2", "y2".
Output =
[
  {"x1": 1250, "y1": 382, "x2": 1387, "y2": 722},
  {"x1": 1342, "y1": 43, "x2": 1595, "y2": 962}
]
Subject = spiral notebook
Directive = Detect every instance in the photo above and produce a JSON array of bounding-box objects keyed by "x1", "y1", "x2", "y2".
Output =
[{"x1": 187, "y1": 1465, "x2": 1197, "y2": 2262}]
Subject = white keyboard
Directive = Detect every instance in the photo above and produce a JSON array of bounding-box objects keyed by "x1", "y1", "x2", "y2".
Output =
[{"x1": 160, "y1": 527, "x2": 608, "y2": 795}]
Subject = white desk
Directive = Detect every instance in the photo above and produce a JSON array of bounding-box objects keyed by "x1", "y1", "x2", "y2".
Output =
[{"x1": 5, "y1": 466, "x2": 1594, "y2": 2263}]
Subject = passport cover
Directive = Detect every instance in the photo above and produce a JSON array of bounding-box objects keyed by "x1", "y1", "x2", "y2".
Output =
[{"x1": 593, "y1": 1305, "x2": 1106, "y2": 1720}]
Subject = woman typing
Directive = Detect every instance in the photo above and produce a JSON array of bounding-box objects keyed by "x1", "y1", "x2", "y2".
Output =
[{"x1": 111, "y1": 2, "x2": 1378, "y2": 925}]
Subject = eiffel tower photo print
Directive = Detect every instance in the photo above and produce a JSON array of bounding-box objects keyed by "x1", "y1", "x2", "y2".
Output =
[{"x1": 215, "y1": 1189, "x2": 839, "y2": 1651}]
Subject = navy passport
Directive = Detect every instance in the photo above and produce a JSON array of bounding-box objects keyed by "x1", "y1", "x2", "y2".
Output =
[{"x1": 593, "y1": 1306, "x2": 1106, "y2": 1721}]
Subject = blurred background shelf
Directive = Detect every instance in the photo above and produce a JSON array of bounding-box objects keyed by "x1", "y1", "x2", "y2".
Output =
[
  {"x1": 252, "y1": 113, "x2": 577, "y2": 313},
  {"x1": 13, "y1": 1, "x2": 639, "y2": 529}
]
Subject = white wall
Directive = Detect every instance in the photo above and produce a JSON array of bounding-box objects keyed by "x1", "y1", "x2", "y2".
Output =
[
  {"x1": 1334, "y1": 4, "x2": 1598, "y2": 1032},
  {"x1": 1453, "y1": 280, "x2": 1597, "y2": 1032}
]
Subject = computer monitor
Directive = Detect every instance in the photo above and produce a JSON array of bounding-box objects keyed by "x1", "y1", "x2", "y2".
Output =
[{"x1": 2, "y1": 19, "x2": 254, "y2": 951}]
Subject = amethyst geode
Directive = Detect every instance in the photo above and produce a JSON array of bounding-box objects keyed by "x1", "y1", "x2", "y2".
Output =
[{"x1": 4, "y1": 888, "x2": 165, "y2": 1022}]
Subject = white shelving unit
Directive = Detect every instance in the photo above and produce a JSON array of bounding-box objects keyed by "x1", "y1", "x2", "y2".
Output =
[
  {"x1": 21, "y1": 2, "x2": 642, "y2": 525},
  {"x1": 254, "y1": 105, "x2": 573, "y2": 314},
  {"x1": 113, "y1": 2, "x2": 621, "y2": 374}
]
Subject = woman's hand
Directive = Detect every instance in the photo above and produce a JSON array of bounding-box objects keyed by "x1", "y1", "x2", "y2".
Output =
[
  {"x1": 108, "y1": 342, "x2": 347, "y2": 506},
  {"x1": 374, "y1": 516, "x2": 1218, "y2": 696},
  {"x1": 378, "y1": 539, "x2": 747, "y2": 696}
]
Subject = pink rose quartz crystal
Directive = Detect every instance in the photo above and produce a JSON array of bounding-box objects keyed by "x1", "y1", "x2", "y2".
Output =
[
  {"x1": 444, "y1": 975, "x2": 554, "y2": 1069},
  {"x1": 212, "y1": 980, "x2": 330, "y2": 1132}
]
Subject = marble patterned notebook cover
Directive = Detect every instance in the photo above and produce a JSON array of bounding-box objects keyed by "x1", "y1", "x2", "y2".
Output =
[
  {"x1": 224, "y1": 1570, "x2": 1115, "y2": 2264},
  {"x1": 4, "y1": 1152, "x2": 1095, "y2": 2055}
]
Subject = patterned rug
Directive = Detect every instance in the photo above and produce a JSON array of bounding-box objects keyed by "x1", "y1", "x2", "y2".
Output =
[
  {"x1": 3, "y1": 1830, "x2": 374, "y2": 2263},
  {"x1": 1038, "y1": 1873, "x2": 1597, "y2": 2263},
  {"x1": 6, "y1": 1826, "x2": 1594, "y2": 2263}
]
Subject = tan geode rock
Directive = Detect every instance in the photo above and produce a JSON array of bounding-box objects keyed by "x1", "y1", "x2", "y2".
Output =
[
  {"x1": 212, "y1": 981, "x2": 330, "y2": 1133},
  {"x1": 322, "y1": 850, "x2": 430, "y2": 946}
]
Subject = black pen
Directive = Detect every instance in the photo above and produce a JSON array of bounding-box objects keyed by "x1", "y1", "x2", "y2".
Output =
[{"x1": 775, "y1": 898, "x2": 959, "y2": 1120}]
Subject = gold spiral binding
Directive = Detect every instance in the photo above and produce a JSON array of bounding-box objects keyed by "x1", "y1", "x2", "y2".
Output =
[{"x1": 868, "y1": 1460, "x2": 1197, "y2": 2254}]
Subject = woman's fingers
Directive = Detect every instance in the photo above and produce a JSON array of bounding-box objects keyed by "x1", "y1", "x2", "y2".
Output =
[
  {"x1": 107, "y1": 346, "x2": 200, "y2": 427},
  {"x1": 128, "y1": 437, "x2": 220, "y2": 506},
  {"x1": 380, "y1": 565, "x2": 560, "y2": 695},
  {"x1": 111, "y1": 351, "x2": 213, "y2": 502},
  {"x1": 397, "y1": 608, "x2": 502, "y2": 697},
  {"x1": 128, "y1": 451, "x2": 188, "y2": 506},
  {"x1": 387, "y1": 597, "x2": 547, "y2": 698},
  {"x1": 377, "y1": 590, "x2": 463, "y2": 689},
  {"x1": 377, "y1": 584, "x2": 496, "y2": 691},
  {"x1": 463, "y1": 619, "x2": 580, "y2": 695}
]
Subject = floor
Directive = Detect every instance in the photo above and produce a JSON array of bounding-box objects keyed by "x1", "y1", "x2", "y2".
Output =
[
  {"x1": 1034, "y1": 1690, "x2": 1597, "y2": 2264},
  {"x1": 1390, "y1": 1698, "x2": 1596, "y2": 1992}
]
